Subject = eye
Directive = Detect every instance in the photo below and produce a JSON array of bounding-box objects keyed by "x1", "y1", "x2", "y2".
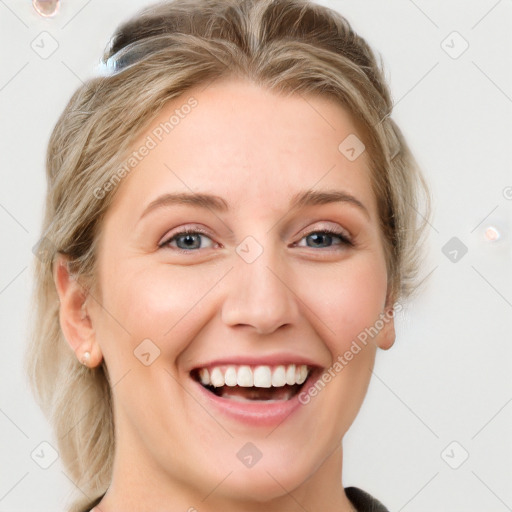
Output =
[
  {"x1": 158, "y1": 226, "x2": 354, "y2": 253},
  {"x1": 158, "y1": 228, "x2": 216, "y2": 252},
  {"x1": 295, "y1": 228, "x2": 354, "y2": 249}
]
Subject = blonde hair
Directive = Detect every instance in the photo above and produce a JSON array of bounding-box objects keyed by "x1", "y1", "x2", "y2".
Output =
[{"x1": 25, "y1": 0, "x2": 432, "y2": 510}]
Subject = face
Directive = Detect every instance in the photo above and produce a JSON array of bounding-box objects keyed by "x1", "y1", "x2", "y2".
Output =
[{"x1": 69, "y1": 77, "x2": 395, "y2": 507}]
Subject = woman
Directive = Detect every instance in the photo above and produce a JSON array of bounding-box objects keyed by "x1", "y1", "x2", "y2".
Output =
[{"x1": 25, "y1": 0, "x2": 431, "y2": 511}]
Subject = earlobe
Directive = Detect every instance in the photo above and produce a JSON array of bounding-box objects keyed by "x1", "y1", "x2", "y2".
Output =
[
  {"x1": 53, "y1": 254, "x2": 103, "y2": 368},
  {"x1": 375, "y1": 307, "x2": 396, "y2": 351}
]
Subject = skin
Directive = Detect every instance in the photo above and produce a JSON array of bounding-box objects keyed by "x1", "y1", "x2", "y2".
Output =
[{"x1": 54, "y1": 77, "x2": 395, "y2": 512}]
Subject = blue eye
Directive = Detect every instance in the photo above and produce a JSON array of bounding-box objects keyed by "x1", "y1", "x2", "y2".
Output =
[
  {"x1": 159, "y1": 227, "x2": 354, "y2": 253},
  {"x1": 296, "y1": 228, "x2": 354, "y2": 249},
  {"x1": 159, "y1": 229, "x2": 215, "y2": 251}
]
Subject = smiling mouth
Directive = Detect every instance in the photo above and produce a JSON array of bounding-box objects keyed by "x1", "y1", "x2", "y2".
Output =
[{"x1": 191, "y1": 364, "x2": 314, "y2": 402}]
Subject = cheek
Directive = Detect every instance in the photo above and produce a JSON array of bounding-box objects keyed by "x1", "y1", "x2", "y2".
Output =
[
  {"x1": 286, "y1": 256, "x2": 387, "y2": 443},
  {"x1": 97, "y1": 260, "x2": 215, "y2": 355},
  {"x1": 302, "y1": 254, "x2": 388, "y2": 352}
]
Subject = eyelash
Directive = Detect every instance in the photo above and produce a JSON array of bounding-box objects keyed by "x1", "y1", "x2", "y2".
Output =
[{"x1": 158, "y1": 226, "x2": 354, "y2": 253}]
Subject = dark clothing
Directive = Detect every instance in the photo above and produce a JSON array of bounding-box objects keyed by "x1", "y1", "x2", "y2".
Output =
[
  {"x1": 82, "y1": 487, "x2": 388, "y2": 512},
  {"x1": 346, "y1": 486, "x2": 390, "y2": 511}
]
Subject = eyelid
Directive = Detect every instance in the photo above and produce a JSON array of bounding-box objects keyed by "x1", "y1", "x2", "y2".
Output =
[
  {"x1": 294, "y1": 227, "x2": 354, "y2": 250},
  {"x1": 295, "y1": 222, "x2": 352, "y2": 243},
  {"x1": 158, "y1": 225, "x2": 215, "y2": 248},
  {"x1": 291, "y1": 219, "x2": 355, "y2": 248}
]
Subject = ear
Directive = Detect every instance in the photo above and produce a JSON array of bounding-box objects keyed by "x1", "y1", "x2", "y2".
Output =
[
  {"x1": 375, "y1": 305, "x2": 396, "y2": 350},
  {"x1": 53, "y1": 254, "x2": 103, "y2": 368}
]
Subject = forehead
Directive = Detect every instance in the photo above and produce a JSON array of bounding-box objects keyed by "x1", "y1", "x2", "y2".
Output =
[{"x1": 104, "y1": 77, "x2": 377, "y2": 222}]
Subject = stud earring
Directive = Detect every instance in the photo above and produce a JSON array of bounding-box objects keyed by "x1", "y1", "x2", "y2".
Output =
[{"x1": 81, "y1": 351, "x2": 91, "y2": 367}]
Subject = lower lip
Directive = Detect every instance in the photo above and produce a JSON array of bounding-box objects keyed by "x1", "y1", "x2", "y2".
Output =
[{"x1": 192, "y1": 370, "x2": 320, "y2": 428}]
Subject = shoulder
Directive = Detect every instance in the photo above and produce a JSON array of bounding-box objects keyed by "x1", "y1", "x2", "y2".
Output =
[{"x1": 345, "y1": 486, "x2": 390, "y2": 512}]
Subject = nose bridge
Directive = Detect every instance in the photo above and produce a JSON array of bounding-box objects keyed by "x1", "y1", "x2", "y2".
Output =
[{"x1": 221, "y1": 235, "x2": 300, "y2": 334}]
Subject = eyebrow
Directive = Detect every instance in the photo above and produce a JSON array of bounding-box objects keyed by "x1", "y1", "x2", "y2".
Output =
[{"x1": 139, "y1": 188, "x2": 370, "y2": 221}]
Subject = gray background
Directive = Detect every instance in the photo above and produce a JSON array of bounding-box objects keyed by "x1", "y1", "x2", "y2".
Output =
[{"x1": 0, "y1": 0, "x2": 511, "y2": 510}]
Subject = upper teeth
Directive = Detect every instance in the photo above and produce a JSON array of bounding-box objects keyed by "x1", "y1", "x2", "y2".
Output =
[{"x1": 198, "y1": 364, "x2": 309, "y2": 388}]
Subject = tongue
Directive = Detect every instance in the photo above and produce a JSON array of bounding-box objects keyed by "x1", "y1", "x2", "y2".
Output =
[{"x1": 218, "y1": 385, "x2": 296, "y2": 401}]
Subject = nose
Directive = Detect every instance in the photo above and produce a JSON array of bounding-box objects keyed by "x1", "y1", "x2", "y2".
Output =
[{"x1": 221, "y1": 239, "x2": 301, "y2": 335}]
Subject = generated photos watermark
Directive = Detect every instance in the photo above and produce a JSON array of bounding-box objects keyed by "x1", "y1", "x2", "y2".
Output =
[
  {"x1": 298, "y1": 301, "x2": 403, "y2": 405},
  {"x1": 93, "y1": 96, "x2": 198, "y2": 200}
]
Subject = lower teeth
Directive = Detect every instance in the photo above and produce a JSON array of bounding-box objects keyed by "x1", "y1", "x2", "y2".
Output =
[
  {"x1": 207, "y1": 384, "x2": 300, "y2": 401},
  {"x1": 221, "y1": 395, "x2": 284, "y2": 403}
]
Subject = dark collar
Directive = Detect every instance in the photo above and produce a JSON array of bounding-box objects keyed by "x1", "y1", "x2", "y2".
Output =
[{"x1": 345, "y1": 486, "x2": 390, "y2": 512}]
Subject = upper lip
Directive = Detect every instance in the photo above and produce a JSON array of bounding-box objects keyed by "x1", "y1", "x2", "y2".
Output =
[{"x1": 189, "y1": 354, "x2": 324, "y2": 372}]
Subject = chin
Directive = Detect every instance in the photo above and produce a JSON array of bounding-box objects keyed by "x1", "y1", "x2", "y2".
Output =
[
  {"x1": 204, "y1": 445, "x2": 320, "y2": 503},
  {"x1": 215, "y1": 463, "x2": 311, "y2": 502}
]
